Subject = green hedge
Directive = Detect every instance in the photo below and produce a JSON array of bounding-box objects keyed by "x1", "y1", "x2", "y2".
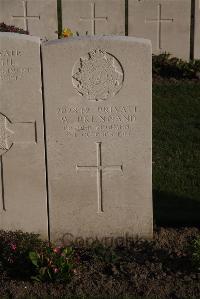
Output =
[
  {"x1": 0, "y1": 22, "x2": 28, "y2": 35},
  {"x1": 153, "y1": 53, "x2": 200, "y2": 80}
]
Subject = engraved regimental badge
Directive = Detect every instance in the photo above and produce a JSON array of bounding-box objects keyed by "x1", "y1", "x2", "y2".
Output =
[
  {"x1": 0, "y1": 113, "x2": 13, "y2": 156},
  {"x1": 72, "y1": 49, "x2": 124, "y2": 101}
]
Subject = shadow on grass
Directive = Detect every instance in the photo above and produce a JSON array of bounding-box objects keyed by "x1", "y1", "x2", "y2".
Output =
[{"x1": 153, "y1": 190, "x2": 200, "y2": 226}]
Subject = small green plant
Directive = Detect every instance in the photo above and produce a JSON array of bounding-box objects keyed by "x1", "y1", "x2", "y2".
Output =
[
  {"x1": 29, "y1": 245, "x2": 75, "y2": 282},
  {"x1": 76, "y1": 31, "x2": 89, "y2": 36},
  {"x1": 190, "y1": 237, "x2": 200, "y2": 270},
  {"x1": 93, "y1": 244, "x2": 120, "y2": 264},
  {"x1": 0, "y1": 231, "x2": 77, "y2": 282}
]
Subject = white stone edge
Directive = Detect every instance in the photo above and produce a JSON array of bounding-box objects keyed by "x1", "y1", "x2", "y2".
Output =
[
  {"x1": 43, "y1": 35, "x2": 152, "y2": 48},
  {"x1": 0, "y1": 32, "x2": 40, "y2": 43}
]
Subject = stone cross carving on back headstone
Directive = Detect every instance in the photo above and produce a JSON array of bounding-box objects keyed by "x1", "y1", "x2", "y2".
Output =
[
  {"x1": 12, "y1": 0, "x2": 40, "y2": 32},
  {"x1": 80, "y1": 2, "x2": 108, "y2": 35},
  {"x1": 145, "y1": 4, "x2": 173, "y2": 50},
  {"x1": 76, "y1": 142, "x2": 123, "y2": 213},
  {"x1": 0, "y1": 113, "x2": 36, "y2": 211}
]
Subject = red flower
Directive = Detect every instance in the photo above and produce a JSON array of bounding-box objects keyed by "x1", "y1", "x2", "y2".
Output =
[
  {"x1": 53, "y1": 247, "x2": 61, "y2": 254},
  {"x1": 10, "y1": 243, "x2": 17, "y2": 251}
]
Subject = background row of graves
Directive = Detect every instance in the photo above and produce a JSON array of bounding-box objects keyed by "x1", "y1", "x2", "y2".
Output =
[{"x1": 0, "y1": 0, "x2": 200, "y2": 60}]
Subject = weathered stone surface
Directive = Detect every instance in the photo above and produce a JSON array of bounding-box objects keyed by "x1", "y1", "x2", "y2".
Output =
[
  {"x1": 0, "y1": 33, "x2": 47, "y2": 237},
  {"x1": 194, "y1": 0, "x2": 200, "y2": 59},
  {"x1": 128, "y1": 0, "x2": 191, "y2": 60},
  {"x1": 0, "y1": 0, "x2": 57, "y2": 40},
  {"x1": 62, "y1": 0, "x2": 125, "y2": 36},
  {"x1": 42, "y1": 36, "x2": 153, "y2": 242}
]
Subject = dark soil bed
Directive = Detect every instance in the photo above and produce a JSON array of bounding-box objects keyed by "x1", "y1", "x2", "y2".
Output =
[{"x1": 1, "y1": 227, "x2": 200, "y2": 299}]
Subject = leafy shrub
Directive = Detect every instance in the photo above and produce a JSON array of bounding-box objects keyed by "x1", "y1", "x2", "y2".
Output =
[
  {"x1": 190, "y1": 237, "x2": 200, "y2": 270},
  {"x1": 29, "y1": 246, "x2": 75, "y2": 282},
  {"x1": 0, "y1": 230, "x2": 76, "y2": 282},
  {"x1": 0, "y1": 22, "x2": 29, "y2": 34},
  {"x1": 152, "y1": 53, "x2": 200, "y2": 80},
  {"x1": 0, "y1": 230, "x2": 44, "y2": 278}
]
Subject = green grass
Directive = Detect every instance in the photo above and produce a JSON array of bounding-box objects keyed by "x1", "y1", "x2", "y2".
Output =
[
  {"x1": 24, "y1": 297, "x2": 200, "y2": 299},
  {"x1": 153, "y1": 81, "x2": 200, "y2": 225},
  {"x1": 84, "y1": 298, "x2": 197, "y2": 299},
  {"x1": 19, "y1": 297, "x2": 157, "y2": 299}
]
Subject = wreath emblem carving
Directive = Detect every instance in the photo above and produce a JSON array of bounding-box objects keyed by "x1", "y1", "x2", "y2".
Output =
[
  {"x1": 72, "y1": 49, "x2": 124, "y2": 101},
  {"x1": 0, "y1": 113, "x2": 13, "y2": 156}
]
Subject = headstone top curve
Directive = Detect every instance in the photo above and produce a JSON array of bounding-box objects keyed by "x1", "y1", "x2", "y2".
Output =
[
  {"x1": 43, "y1": 35, "x2": 152, "y2": 48},
  {"x1": 0, "y1": 32, "x2": 40, "y2": 43}
]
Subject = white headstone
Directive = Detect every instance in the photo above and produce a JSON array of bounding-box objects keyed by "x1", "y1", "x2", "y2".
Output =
[
  {"x1": 62, "y1": 0, "x2": 125, "y2": 36},
  {"x1": 128, "y1": 0, "x2": 191, "y2": 60},
  {"x1": 0, "y1": 0, "x2": 57, "y2": 40},
  {"x1": 42, "y1": 36, "x2": 153, "y2": 242},
  {"x1": 194, "y1": 0, "x2": 200, "y2": 59},
  {"x1": 0, "y1": 33, "x2": 47, "y2": 237}
]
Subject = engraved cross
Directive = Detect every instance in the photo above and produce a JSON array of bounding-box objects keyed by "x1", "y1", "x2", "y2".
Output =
[
  {"x1": 80, "y1": 3, "x2": 108, "y2": 35},
  {"x1": 12, "y1": 0, "x2": 40, "y2": 32},
  {"x1": 145, "y1": 4, "x2": 173, "y2": 50},
  {"x1": 76, "y1": 142, "x2": 123, "y2": 213},
  {"x1": 0, "y1": 113, "x2": 37, "y2": 211}
]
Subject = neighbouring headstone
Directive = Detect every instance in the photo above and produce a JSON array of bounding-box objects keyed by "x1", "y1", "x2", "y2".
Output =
[
  {"x1": 194, "y1": 0, "x2": 200, "y2": 59},
  {"x1": 62, "y1": 0, "x2": 125, "y2": 36},
  {"x1": 128, "y1": 0, "x2": 191, "y2": 60},
  {"x1": 42, "y1": 36, "x2": 153, "y2": 243},
  {"x1": 0, "y1": 33, "x2": 47, "y2": 237},
  {"x1": 0, "y1": 0, "x2": 57, "y2": 40}
]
